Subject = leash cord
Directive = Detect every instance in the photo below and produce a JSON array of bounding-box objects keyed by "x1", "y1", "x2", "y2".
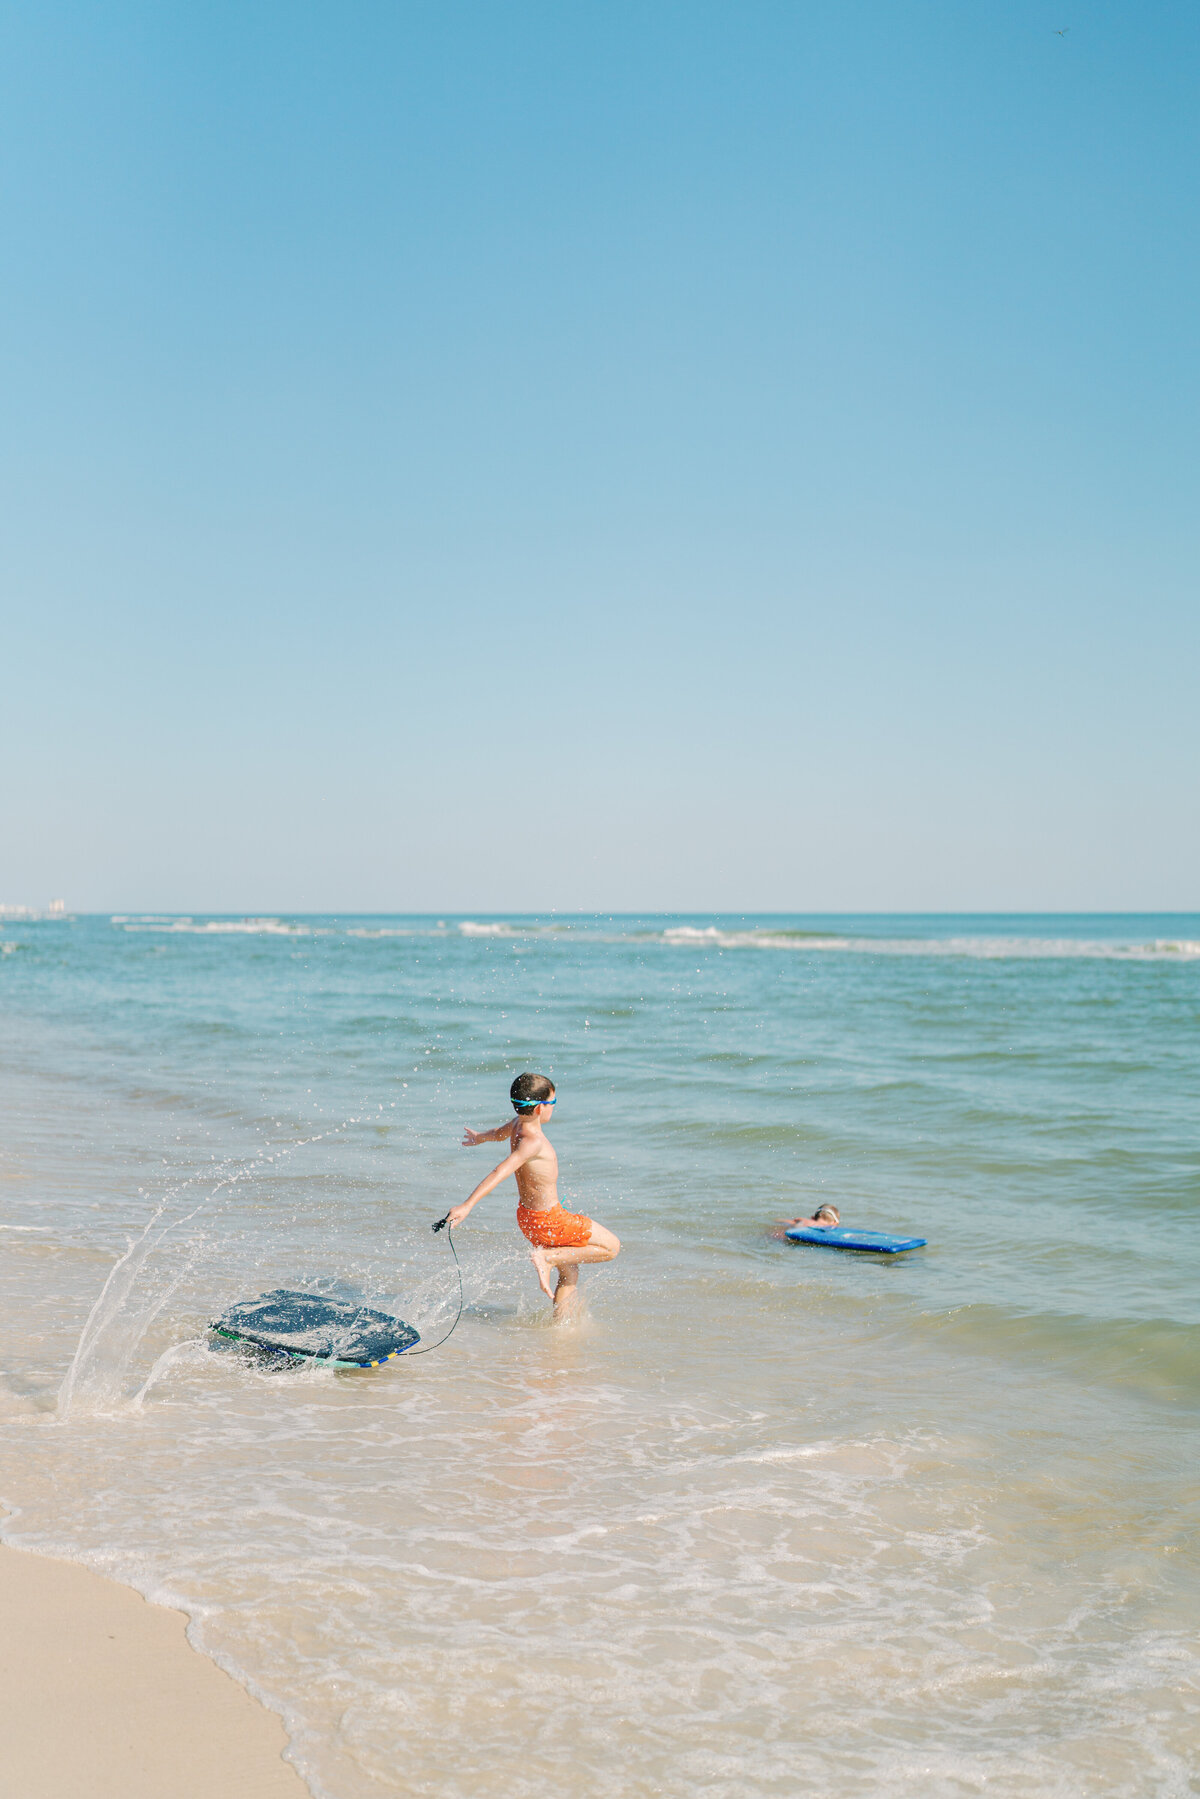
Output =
[{"x1": 403, "y1": 1220, "x2": 464, "y2": 1356}]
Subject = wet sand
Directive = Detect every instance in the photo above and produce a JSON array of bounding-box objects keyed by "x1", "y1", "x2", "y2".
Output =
[{"x1": 0, "y1": 1544, "x2": 308, "y2": 1799}]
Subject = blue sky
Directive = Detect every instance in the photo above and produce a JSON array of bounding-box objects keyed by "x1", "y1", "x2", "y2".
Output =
[{"x1": 2, "y1": 1, "x2": 1196, "y2": 912}]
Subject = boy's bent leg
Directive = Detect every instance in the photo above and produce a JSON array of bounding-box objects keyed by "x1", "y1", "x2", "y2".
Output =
[
  {"x1": 536, "y1": 1237, "x2": 619, "y2": 1270},
  {"x1": 531, "y1": 1222, "x2": 620, "y2": 1273},
  {"x1": 528, "y1": 1223, "x2": 620, "y2": 1305},
  {"x1": 529, "y1": 1241, "x2": 610, "y2": 1298},
  {"x1": 586, "y1": 1221, "x2": 620, "y2": 1257}
]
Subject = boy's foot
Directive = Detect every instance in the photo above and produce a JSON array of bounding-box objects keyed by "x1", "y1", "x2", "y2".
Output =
[{"x1": 529, "y1": 1245, "x2": 554, "y2": 1300}]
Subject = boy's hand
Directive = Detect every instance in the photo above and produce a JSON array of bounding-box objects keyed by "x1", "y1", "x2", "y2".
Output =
[
  {"x1": 445, "y1": 1202, "x2": 473, "y2": 1228},
  {"x1": 461, "y1": 1127, "x2": 486, "y2": 1147}
]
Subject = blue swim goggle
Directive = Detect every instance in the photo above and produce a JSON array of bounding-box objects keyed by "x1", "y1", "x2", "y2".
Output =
[{"x1": 515, "y1": 1096, "x2": 556, "y2": 1109}]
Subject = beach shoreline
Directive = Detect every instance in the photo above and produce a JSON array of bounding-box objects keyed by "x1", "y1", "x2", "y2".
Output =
[
  {"x1": 0, "y1": 1541, "x2": 310, "y2": 1799},
  {"x1": 2, "y1": 913, "x2": 1197, "y2": 1793}
]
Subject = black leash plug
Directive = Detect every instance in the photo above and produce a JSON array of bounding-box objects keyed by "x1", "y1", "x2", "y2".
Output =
[{"x1": 432, "y1": 1213, "x2": 450, "y2": 1233}]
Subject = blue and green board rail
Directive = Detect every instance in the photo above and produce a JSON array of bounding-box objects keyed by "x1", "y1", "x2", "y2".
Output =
[
  {"x1": 210, "y1": 1289, "x2": 421, "y2": 1367},
  {"x1": 785, "y1": 1226, "x2": 927, "y2": 1254}
]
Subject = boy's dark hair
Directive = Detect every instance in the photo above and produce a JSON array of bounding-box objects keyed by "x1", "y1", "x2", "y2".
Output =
[{"x1": 511, "y1": 1072, "x2": 555, "y2": 1112}]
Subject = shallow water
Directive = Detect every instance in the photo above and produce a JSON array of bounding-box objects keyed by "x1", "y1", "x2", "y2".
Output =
[{"x1": 1, "y1": 914, "x2": 1197, "y2": 1796}]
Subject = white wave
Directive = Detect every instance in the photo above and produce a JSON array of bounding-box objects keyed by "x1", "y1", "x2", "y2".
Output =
[
  {"x1": 662, "y1": 925, "x2": 845, "y2": 950},
  {"x1": 120, "y1": 919, "x2": 321, "y2": 937},
  {"x1": 658, "y1": 929, "x2": 1200, "y2": 961},
  {"x1": 98, "y1": 915, "x2": 1200, "y2": 960},
  {"x1": 849, "y1": 935, "x2": 1200, "y2": 961},
  {"x1": 458, "y1": 921, "x2": 571, "y2": 939}
]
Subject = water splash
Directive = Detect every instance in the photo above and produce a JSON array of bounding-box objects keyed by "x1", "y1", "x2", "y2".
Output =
[
  {"x1": 129, "y1": 1337, "x2": 208, "y2": 1410},
  {"x1": 57, "y1": 1176, "x2": 227, "y2": 1419},
  {"x1": 56, "y1": 1119, "x2": 369, "y2": 1420}
]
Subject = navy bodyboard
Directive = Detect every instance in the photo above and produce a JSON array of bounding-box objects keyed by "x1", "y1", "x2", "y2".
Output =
[
  {"x1": 785, "y1": 1227, "x2": 927, "y2": 1254},
  {"x1": 210, "y1": 1289, "x2": 420, "y2": 1366}
]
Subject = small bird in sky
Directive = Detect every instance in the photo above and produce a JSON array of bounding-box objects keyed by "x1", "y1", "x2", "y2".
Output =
[{"x1": 1054, "y1": 26, "x2": 1069, "y2": 34}]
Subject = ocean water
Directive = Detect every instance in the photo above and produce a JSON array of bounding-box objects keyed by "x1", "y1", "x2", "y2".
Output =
[{"x1": 0, "y1": 913, "x2": 1197, "y2": 1798}]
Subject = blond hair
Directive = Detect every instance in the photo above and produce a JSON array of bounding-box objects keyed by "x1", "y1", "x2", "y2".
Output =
[{"x1": 813, "y1": 1205, "x2": 840, "y2": 1224}]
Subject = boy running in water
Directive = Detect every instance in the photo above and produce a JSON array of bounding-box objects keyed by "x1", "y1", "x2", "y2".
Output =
[{"x1": 448, "y1": 1073, "x2": 620, "y2": 1317}]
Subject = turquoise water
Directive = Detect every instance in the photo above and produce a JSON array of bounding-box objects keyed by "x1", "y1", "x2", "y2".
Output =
[{"x1": 1, "y1": 914, "x2": 1197, "y2": 1796}]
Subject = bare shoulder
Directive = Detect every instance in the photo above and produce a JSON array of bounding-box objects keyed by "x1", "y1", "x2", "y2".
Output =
[{"x1": 512, "y1": 1119, "x2": 549, "y2": 1155}]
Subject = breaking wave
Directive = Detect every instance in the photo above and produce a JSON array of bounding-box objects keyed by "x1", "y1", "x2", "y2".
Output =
[
  {"x1": 659, "y1": 927, "x2": 1200, "y2": 961},
  {"x1": 117, "y1": 918, "x2": 323, "y2": 937}
]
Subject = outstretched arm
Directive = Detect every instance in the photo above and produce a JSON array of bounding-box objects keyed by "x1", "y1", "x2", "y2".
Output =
[
  {"x1": 462, "y1": 1120, "x2": 515, "y2": 1147},
  {"x1": 446, "y1": 1135, "x2": 537, "y2": 1227}
]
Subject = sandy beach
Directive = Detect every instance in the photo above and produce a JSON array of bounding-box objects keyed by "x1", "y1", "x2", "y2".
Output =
[{"x1": 0, "y1": 1543, "x2": 307, "y2": 1799}]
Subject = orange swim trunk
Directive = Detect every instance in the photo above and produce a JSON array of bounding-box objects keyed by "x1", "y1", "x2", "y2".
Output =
[{"x1": 516, "y1": 1203, "x2": 594, "y2": 1250}]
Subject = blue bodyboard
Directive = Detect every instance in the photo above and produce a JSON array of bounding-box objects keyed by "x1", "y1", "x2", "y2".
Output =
[
  {"x1": 785, "y1": 1227, "x2": 926, "y2": 1254},
  {"x1": 210, "y1": 1289, "x2": 420, "y2": 1366}
]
